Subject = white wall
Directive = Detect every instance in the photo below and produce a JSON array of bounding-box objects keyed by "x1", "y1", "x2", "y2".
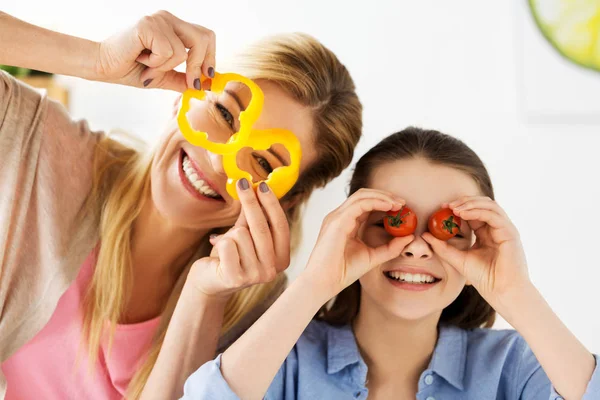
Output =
[{"x1": 5, "y1": 0, "x2": 599, "y2": 352}]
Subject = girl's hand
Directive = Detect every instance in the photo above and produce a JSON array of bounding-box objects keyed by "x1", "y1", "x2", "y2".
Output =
[
  {"x1": 303, "y1": 189, "x2": 414, "y2": 299},
  {"x1": 422, "y1": 196, "x2": 530, "y2": 306},
  {"x1": 188, "y1": 181, "x2": 290, "y2": 301},
  {"x1": 96, "y1": 10, "x2": 215, "y2": 92}
]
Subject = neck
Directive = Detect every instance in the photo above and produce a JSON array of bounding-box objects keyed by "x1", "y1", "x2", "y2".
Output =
[
  {"x1": 353, "y1": 292, "x2": 440, "y2": 392},
  {"x1": 131, "y1": 192, "x2": 210, "y2": 282}
]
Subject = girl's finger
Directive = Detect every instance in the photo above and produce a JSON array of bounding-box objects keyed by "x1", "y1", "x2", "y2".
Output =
[
  {"x1": 328, "y1": 197, "x2": 399, "y2": 239},
  {"x1": 422, "y1": 232, "x2": 468, "y2": 276},
  {"x1": 368, "y1": 235, "x2": 414, "y2": 269},
  {"x1": 451, "y1": 198, "x2": 507, "y2": 217},
  {"x1": 456, "y1": 208, "x2": 507, "y2": 230},
  {"x1": 342, "y1": 188, "x2": 405, "y2": 212},
  {"x1": 257, "y1": 182, "x2": 291, "y2": 272}
]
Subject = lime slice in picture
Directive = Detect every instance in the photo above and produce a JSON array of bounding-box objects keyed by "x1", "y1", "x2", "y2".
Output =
[{"x1": 528, "y1": 0, "x2": 600, "y2": 72}]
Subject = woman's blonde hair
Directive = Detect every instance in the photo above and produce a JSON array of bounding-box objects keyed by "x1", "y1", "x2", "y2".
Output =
[{"x1": 82, "y1": 32, "x2": 363, "y2": 398}]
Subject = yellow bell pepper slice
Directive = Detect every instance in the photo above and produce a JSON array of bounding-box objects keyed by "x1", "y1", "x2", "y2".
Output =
[
  {"x1": 177, "y1": 72, "x2": 265, "y2": 154},
  {"x1": 223, "y1": 128, "x2": 302, "y2": 200}
]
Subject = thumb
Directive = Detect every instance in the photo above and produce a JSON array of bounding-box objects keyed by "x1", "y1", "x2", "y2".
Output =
[
  {"x1": 142, "y1": 69, "x2": 187, "y2": 92},
  {"x1": 368, "y1": 235, "x2": 414, "y2": 268},
  {"x1": 422, "y1": 232, "x2": 467, "y2": 276}
]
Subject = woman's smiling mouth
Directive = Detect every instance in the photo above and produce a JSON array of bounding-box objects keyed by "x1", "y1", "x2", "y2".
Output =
[{"x1": 178, "y1": 149, "x2": 224, "y2": 202}]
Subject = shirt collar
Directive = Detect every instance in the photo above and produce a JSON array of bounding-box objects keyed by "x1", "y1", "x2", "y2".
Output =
[
  {"x1": 427, "y1": 324, "x2": 467, "y2": 390},
  {"x1": 324, "y1": 322, "x2": 467, "y2": 391},
  {"x1": 326, "y1": 323, "x2": 366, "y2": 379}
]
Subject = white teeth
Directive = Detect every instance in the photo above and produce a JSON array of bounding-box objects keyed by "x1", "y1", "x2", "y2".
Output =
[
  {"x1": 182, "y1": 155, "x2": 220, "y2": 198},
  {"x1": 387, "y1": 271, "x2": 436, "y2": 284}
]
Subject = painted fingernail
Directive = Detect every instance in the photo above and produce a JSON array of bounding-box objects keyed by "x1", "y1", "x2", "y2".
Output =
[
  {"x1": 194, "y1": 78, "x2": 201, "y2": 90},
  {"x1": 238, "y1": 178, "x2": 249, "y2": 190},
  {"x1": 259, "y1": 182, "x2": 269, "y2": 193},
  {"x1": 143, "y1": 79, "x2": 153, "y2": 87},
  {"x1": 208, "y1": 67, "x2": 215, "y2": 78},
  {"x1": 209, "y1": 234, "x2": 218, "y2": 240}
]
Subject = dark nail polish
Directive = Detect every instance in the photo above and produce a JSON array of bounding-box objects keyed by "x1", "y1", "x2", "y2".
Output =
[
  {"x1": 143, "y1": 79, "x2": 153, "y2": 87},
  {"x1": 194, "y1": 78, "x2": 201, "y2": 90},
  {"x1": 259, "y1": 182, "x2": 269, "y2": 193},
  {"x1": 208, "y1": 67, "x2": 215, "y2": 78},
  {"x1": 238, "y1": 178, "x2": 249, "y2": 190}
]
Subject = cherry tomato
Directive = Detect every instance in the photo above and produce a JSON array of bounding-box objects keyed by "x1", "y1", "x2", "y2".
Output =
[
  {"x1": 383, "y1": 206, "x2": 417, "y2": 237},
  {"x1": 428, "y1": 208, "x2": 461, "y2": 241}
]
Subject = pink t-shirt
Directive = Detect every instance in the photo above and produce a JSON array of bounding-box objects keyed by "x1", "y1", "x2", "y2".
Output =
[{"x1": 0, "y1": 246, "x2": 160, "y2": 399}]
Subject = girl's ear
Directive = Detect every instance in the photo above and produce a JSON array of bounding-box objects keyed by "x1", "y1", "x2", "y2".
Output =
[{"x1": 281, "y1": 191, "x2": 303, "y2": 212}]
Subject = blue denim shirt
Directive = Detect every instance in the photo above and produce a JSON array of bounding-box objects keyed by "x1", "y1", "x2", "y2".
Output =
[{"x1": 182, "y1": 320, "x2": 600, "y2": 400}]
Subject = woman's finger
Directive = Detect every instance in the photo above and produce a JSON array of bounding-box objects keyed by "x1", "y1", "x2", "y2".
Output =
[
  {"x1": 151, "y1": 17, "x2": 188, "y2": 73},
  {"x1": 135, "y1": 20, "x2": 174, "y2": 69},
  {"x1": 214, "y1": 237, "x2": 245, "y2": 289},
  {"x1": 172, "y1": 19, "x2": 215, "y2": 87},
  {"x1": 257, "y1": 182, "x2": 291, "y2": 272},
  {"x1": 229, "y1": 228, "x2": 259, "y2": 277},
  {"x1": 144, "y1": 69, "x2": 187, "y2": 92},
  {"x1": 236, "y1": 179, "x2": 276, "y2": 271}
]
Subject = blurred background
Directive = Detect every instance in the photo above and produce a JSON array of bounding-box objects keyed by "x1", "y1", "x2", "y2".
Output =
[{"x1": 3, "y1": 0, "x2": 599, "y2": 351}]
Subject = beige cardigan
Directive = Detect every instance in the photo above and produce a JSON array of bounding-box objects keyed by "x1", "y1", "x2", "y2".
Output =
[{"x1": 0, "y1": 71, "x2": 284, "y2": 397}]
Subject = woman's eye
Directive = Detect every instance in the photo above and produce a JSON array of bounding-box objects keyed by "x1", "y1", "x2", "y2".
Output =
[
  {"x1": 253, "y1": 154, "x2": 273, "y2": 174},
  {"x1": 215, "y1": 103, "x2": 235, "y2": 128}
]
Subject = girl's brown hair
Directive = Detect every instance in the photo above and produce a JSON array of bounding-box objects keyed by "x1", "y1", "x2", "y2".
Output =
[
  {"x1": 317, "y1": 126, "x2": 496, "y2": 330},
  {"x1": 81, "y1": 32, "x2": 363, "y2": 398}
]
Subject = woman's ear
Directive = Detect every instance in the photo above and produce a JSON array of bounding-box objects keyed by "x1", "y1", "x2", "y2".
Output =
[{"x1": 172, "y1": 94, "x2": 182, "y2": 117}]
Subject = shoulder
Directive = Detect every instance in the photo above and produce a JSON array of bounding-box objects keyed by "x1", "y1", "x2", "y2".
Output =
[{"x1": 462, "y1": 327, "x2": 547, "y2": 392}]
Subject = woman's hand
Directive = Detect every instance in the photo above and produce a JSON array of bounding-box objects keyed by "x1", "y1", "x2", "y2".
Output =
[
  {"x1": 422, "y1": 196, "x2": 530, "y2": 306},
  {"x1": 96, "y1": 10, "x2": 215, "y2": 92},
  {"x1": 303, "y1": 189, "x2": 414, "y2": 299},
  {"x1": 188, "y1": 180, "x2": 291, "y2": 301}
]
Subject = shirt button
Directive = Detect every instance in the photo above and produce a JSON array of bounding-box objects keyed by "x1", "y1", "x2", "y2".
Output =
[
  {"x1": 354, "y1": 391, "x2": 361, "y2": 398},
  {"x1": 424, "y1": 374, "x2": 434, "y2": 385}
]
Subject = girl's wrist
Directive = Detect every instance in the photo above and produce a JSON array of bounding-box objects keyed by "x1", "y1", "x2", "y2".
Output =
[
  {"x1": 295, "y1": 269, "x2": 338, "y2": 309},
  {"x1": 492, "y1": 280, "x2": 540, "y2": 325}
]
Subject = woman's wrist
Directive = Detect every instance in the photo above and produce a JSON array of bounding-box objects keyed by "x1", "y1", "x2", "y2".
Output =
[{"x1": 182, "y1": 277, "x2": 231, "y2": 311}]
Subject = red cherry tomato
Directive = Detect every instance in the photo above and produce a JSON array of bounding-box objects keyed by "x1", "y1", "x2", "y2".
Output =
[
  {"x1": 383, "y1": 206, "x2": 417, "y2": 237},
  {"x1": 428, "y1": 208, "x2": 461, "y2": 240}
]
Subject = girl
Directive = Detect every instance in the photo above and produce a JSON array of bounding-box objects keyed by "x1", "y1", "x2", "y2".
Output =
[
  {"x1": 0, "y1": 10, "x2": 362, "y2": 400},
  {"x1": 184, "y1": 127, "x2": 599, "y2": 399}
]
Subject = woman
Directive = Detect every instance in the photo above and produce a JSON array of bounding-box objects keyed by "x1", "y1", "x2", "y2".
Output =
[{"x1": 0, "y1": 10, "x2": 362, "y2": 399}]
